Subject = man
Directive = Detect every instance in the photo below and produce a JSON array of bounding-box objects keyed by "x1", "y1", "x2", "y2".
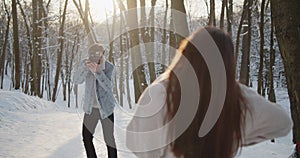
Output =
[{"x1": 74, "y1": 43, "x2": 117, "y2": 158}]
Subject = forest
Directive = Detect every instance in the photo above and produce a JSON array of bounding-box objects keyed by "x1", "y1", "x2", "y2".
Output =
[{"x1": 0, "y1": 0, "x2": 299, "y2": 157}]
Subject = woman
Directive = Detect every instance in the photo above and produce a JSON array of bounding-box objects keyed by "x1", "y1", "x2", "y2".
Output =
[
  {"x1": 74, "y1": 43, "x2": 118, "y2": 158},
  {"x1": 126, "y1": 27, "x2": 293, "y2": 158}
]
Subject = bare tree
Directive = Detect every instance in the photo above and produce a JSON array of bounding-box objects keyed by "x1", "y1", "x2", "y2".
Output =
[
  {"x1": 208, "y1": 0, "x2": 216, "y2": 26},
  {"x1": 171, "y1": 0, "x2": 189, "y2": 46},
  {"x1": 61, "y1": 41, "x2": 70, "y2": 101},
  {"x1": 269, "y1": 14, "x2": 276, "y2": 143},
  {"x1": 147, "y1": 0, "x2": 157, "y2": 83},
  {"x1": 70, "y1": 32, "x2": 80, "y2": 108},
  {"x1": 52, "y1": 0, "x2": 68, "y2": 102},
  {"x1": 105, "y1": 0, "x2": 120, "y2": 101},
  {"x1": 126, "y1": 0, "x2": 148, "y2": 103},
  {"x1": 271, "y1": 0, "x2": 300, "y2": 156},
  {"x1": 116, "y1": 0, "x2": 133, "y2": 108},
  {"x1": 226, "y1": 0, "x2": 233, "y2": 36},
  {"x1": 119, "y1": 24, "x2": 124, "y2": 106},
  {"x1": 235, "y1": 0, "x2": 247, "y2": 68},
  {"x1": 41, "y1": 0, "x2": 52, "y2": 100},
  {"x1": 17, "y1": 0, "x2": 32, "y2": 94},
  {"x1": 257, "y1": 0, "x2": 266, "y2": 94},
  {"x1": 239, "y1": 0, "x2": 253, "y2": 85},
  {"x1": 31, "y1": 0, "x2": 43, "y2": 96},
  {"x1": 72, "y1": 0, "x2": 97, "y2": 43},
  {"x1": 140, "y1": 0, "x2": 147, "y2": 42},
  {"x1": 161, "y1": 0, "x2": 169, "y2": 68},
  {"x1": 220, "y1": 0, "x2": 227, "y2": 30},
  {"x1": 268, "y1": 5, "x2": 276, "y2": 103},
  {"x1": 12, "y1": 0, "x2": 21, "y2": 89},
  {"x1": 0, "y1": 2, "x2": 11, "y2": 89},
  {"x1": 169, "y1": 16, "x2": 176, "y2": 63}
]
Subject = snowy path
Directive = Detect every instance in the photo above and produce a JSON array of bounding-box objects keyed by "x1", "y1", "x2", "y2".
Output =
[
  {"x1": 0, "y1": 90, "x2": 295, "y2": 158},
  {"x1": 1, "y1": 108, "x2": 83, "y2": 158},
  {"x1": 0, "y1": 107, "x2": 135, "y2": 157}
]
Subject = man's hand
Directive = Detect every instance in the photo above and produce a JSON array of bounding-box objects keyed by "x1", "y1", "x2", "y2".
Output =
[{"x1": 86, "y1": 60, "x2": 100, "y2": 73}]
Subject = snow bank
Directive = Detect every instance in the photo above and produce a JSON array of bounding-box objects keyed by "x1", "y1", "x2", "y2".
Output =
[
  {"x1": 0, "y1": 90, "x2": 56, "y2": 111},
  {"x1": 0, "y1": 90, "x2": 57, "y2": 126}
]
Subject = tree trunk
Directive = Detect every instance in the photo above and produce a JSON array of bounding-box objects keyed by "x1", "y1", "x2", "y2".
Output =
[
  {"x1": 107, "y1": 0, "x2": 117, "y2": 63},
  {"x1": 41, "y1": 1, "x2": 52, "y2": 100},
  {"x1": 10, "y1": 48, "x2": 15, "y2": 89},
  {"x1": 169, "y1": 16, "x2": 176, "y2": 62},
  {"x1": 61, "y1": 70, "x2": 66, "y2": 101},
  {"x1": 63, "y1": 42, "x2": 71, "y2": 102},
  {"x1": 31, "y1": 0, "x2": 43, "y2": 96},
  {"x1": 268, "y1": 7, "x2": 276, "y2": 103},
  {"x1": 12, "y1": 0, "x2": 21, "y2": 89},
  {"x1": 52, "y1": 0, "x2": 68, "y2": 102},
  {"x1": 271, "y1": 0, "x2": 300, "y2": 154},
  {"x1": 126, "y1": 0, "x2": 148, "y2": 103},
  {"x1": 119, "y1": 33, "x2": 124, "y2": 107},
  {"x1": 105, "y1": 0, "x2": 119, "y2": 101},
  {"x1": 31, "y1": 0, "x2": 37, "y2": 95},
  {"x1": 37, "y1": 0, "x2": 44, "y2": 97},
  {"x1": 140, "y1": 0, "x2": 147, "y2": 42},
  {"x1": 126, "y1": 53, "x2": 132, "y2": 109},
  {"x1": 239, "y1": 0, "x2": 253, "y2": 86},
  {"x1": 125, "y1": 30, "x2": 133, "y2": 109},
  {"x1": 208, "y1": 0, "x2": 216, "y2": 26},
  {"x1": 220, "y1": 0, "x2": 226, "y2": 30},
  {"x1": 226, "y1": 0, "x2": 233, "y2": 36},
  {"x1": 118, "y1": 5, "x2": 124, "y2": 106},
  {"x1": 171, "y1": 0, "x2": 189, "y2": 46},
  {"x1": 17, "y1": 0, "x2": 32, "y2": 94},
  {"x1": 161, "y1": 0, "x2": 169, "y2": 68},
  {"x1": 67, "y1": 34, "x2": 78, "y2": 108},
  {"x1": 0, "y1": 3, "x2": 10, "y2": 89},
  {"x1": 74, "y1": 33, "x2": 81, "y2": 109},
  {"x1": 116, "y1": 0, "x2": 129, "y2": 107},
  {"x1": 257, "y1": 0, "x2": 266, "y2": 94},
  {"x1": 148, "y1": 0, "x2": 157, "y2": 83},
  {"x1": 235, "y1": 0, "x2": 247, "y2": 71},
  {"x1": 125, "y1": 12, "x2": 133, "y2": 109},
  {"x1": 72, "y1": 0, "x2": 96, "y2": 43}
]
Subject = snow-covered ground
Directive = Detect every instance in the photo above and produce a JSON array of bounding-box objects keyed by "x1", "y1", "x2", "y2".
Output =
[{"x1": 0, "y1": 86, "x2": 295, "y2": 158}]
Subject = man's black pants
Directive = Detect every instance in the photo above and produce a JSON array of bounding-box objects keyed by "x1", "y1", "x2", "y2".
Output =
[{"x1": 82, "y1": 108, "x2": 117, "y2": 158}]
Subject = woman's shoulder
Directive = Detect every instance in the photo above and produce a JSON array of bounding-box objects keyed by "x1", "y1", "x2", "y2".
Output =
[
  {"x1": 141, "y1": 77, "x2": 169, "y2": 99},
  {"x1": 153, "y1": 73, "x2": 170, "y2": 86},
  {"x1": 238, "y1": 83, "x2": 258, "y2": 98},
  {"x1": 137, "y1": 79, "x2": 168, "y2": 107}
]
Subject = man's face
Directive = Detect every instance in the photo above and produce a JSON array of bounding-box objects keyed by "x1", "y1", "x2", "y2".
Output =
[{"x1": 88, "y1": 51, "x2": 103, "y2": 63}]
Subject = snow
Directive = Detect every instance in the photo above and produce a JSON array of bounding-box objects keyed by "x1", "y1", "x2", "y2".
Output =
[
  {"x1": 0, "y1": 86, "x2": 295, "y2": 158},
  {"x1": 0, "y1": 88, "x2": 138, "y2": 158}
]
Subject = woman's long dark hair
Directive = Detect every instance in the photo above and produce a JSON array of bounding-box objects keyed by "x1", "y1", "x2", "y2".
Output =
[{"x1": 166, "y1": 27, "x2": 247, "y2": 158}]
